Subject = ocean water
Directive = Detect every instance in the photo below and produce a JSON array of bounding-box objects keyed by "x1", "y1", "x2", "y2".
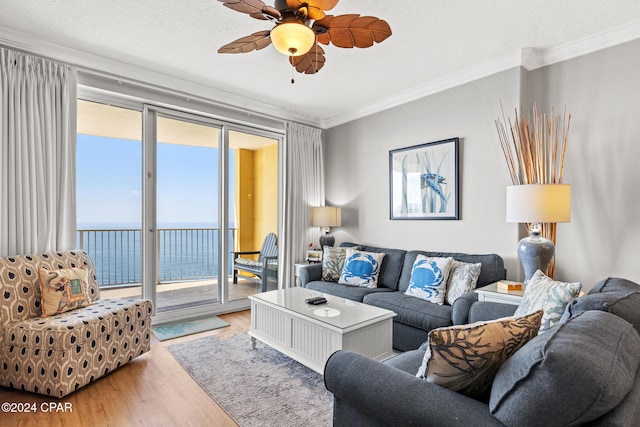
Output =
[{"x1": 77, "y1": 223, "x2": 236, "y2": 286}]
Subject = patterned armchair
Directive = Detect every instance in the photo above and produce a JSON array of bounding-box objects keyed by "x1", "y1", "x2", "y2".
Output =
[{"x1": 0, "y1": 250, "x2": 152, "y2": 397}]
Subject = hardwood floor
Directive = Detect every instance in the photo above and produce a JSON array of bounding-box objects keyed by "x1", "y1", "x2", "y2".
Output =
[{"x1": 0, "y1": 310, "x2": 252, "y2": 427}]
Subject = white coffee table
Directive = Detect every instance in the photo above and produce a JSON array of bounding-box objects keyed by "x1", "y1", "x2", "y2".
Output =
[{"x1": 249, "y1": 287, "x2": 397, "y2": 374}]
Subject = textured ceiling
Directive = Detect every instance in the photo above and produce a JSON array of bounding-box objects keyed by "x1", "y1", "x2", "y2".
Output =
[{"x1": 1, "y1": 0, "x2": 640, "y2": 128}]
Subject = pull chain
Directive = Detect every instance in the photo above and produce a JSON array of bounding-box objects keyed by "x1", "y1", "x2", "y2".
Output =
[{"x1": 288, "y1": 47, "x2": 297, "y2": 84}]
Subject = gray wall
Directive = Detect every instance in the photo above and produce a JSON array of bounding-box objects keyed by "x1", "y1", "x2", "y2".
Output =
[
  {"x1": 525, "y1": 39, "x2": 640, "y2": 288},
  {"x1": 324, "y1": 39, "x2": 640, "y2": 290}
]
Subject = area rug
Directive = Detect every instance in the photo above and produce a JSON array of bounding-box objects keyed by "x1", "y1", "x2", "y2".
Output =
[
  {"x1": 151, "y1": 316, "x2": 229, "y2": 341},
  {"x1": 166, "y1": 334, "x2": 332, "y2": 427}
]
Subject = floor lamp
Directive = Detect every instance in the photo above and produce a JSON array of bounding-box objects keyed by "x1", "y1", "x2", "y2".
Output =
[{"x1": 506, "y1": 184, "x2": 571, "y2": 283}]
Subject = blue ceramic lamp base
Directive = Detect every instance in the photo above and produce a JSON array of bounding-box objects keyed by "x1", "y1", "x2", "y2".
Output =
[{"x1": 517, "y1": 231, "x2": 555, "y2": 283}]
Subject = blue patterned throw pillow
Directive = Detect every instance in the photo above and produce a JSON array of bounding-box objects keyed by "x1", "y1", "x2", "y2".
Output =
[
  {"x1": 514, "y1": 269, "x2": 582, "y2": 331},
  {"x1": 338, "y1": 249, "x2": 385, "y2": 288},
  {"x1": 404, "y1": 255, "x2": 453, "y2": 304}
]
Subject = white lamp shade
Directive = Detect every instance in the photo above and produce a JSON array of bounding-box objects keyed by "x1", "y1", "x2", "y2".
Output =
[
  {"x1": 506, "y1": 184, "x2": 571, "y2": 223},
  {"x1": 270, "y1": 22, "x2": 315, "y2": 56},
  {"x1": 312, "y1": 206, "x2": 342, "y2": 227}
]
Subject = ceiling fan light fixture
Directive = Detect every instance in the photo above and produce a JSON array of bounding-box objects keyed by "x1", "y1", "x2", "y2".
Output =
[{"x1": 270, "y1": 21, "x2": 315, "y2": 56}]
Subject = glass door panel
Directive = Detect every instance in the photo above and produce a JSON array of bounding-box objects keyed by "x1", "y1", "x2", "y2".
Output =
[
  {"x1": 229, "y1": 129, "x2": 279, "y2": 301},
  {"x1": 155, "y1": 115, "x2": 221, "y2": 312},
  {"x1": 76, "y1": 99, "x2": 143, "y2": 300}
]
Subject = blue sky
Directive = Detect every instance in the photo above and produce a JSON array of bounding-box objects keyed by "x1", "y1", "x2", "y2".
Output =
[{"x1": 77, "y1": 135, "x2": 234, "y2": 226}]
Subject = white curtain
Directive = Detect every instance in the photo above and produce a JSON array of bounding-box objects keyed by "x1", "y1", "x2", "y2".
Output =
[
  {"x1": 280, "y1": 121, "x2": 324, "y2": 288},
  {"x1": 0, "y1": 48, "x2": 77, "y2": 257}
]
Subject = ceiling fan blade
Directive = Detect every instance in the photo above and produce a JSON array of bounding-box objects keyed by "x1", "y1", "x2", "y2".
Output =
[
  {"x1": 314, "y1": 14, "x2": 392, "y2": 48},
  {"x1": 218, "y1": 0, "x2": 281, "y2": 20},
  {"x1": 290, "y1": 44, "x2": 326, "y2": 74},
  {"x1": 218, "y1": 30, "x2": 272, "y2": 54},
  {"x1": 286, "y1": 0, "x2": 338, "y2": 20}
]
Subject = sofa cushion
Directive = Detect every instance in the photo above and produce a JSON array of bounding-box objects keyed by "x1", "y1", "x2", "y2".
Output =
[
  {"x1": 561, "y1": 290, "x2": 640, "y2": 334},
  {"x1": 417, "y1": 310, "x2": 543, "y2": 401},
  {"x1": 446, "y1": 260, "x2": 482, "y2": 305},
  {"x1": 404, "y1": 256, "x2": 452, "y2": 304},
  {"x1": 340, "y1": 243, "x2": 406, "y2": 290},
  {"x1": 383, "y1": 349, "x2": 425, "y2": 375},
  {"x1": 364, "y1": 292, "x2": 453, "y2": 331},
  {"x1": 398, "y1": 251, "x2": 504, "y2": 292},
  {"x1": 304, "y1": 281, "x2": 394, "y2": 302},
  {"x1": 38, "y1": 267, "x2": 93, "y2": 317},
  {"x1": 589, "y1": 277, "x2": 640, "y2": 295},
  {"x1": 321, "y1": 246, "x2": 359, "y2": 282},
  {"x1": 490, "y1": 310, "x2": 640, "y2": 426},
  {"x1": 514, "y1": 270, "x2": 581, "y2": 331}
]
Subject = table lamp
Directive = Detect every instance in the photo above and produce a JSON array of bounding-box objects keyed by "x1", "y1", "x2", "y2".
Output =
[
  {"x1": 312, "y1": 206, "x2": 342, "y2": 248},
  {"x1": 506, "y1": 184, "x2": 571, "y2": 283}
]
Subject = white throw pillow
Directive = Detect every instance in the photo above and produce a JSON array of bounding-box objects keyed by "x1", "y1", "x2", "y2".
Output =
[{"x1": 445, "y1": 260, "x2": 482, "y2": 305}]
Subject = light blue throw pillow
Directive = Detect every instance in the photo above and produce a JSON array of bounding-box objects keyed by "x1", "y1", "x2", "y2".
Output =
[
  {"x1": 404, "y1": 255, "x2": 453, "y2": 304},
  {"x1": 338, "y1": 249, "x2": 385, "y2": 288}
]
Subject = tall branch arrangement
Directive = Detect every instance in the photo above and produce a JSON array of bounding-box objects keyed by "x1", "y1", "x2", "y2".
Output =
[
  {"x1": 495, "y1": 104, "x2": 571, "y2": 276},
  {"x1": 496, "y1": 104, "x2": 571, "y2": 185}
]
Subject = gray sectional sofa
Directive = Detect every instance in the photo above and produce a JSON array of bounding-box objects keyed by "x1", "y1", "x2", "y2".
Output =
[
  {"x1": 325, "y1": 277, "x2": 640, "y2": 426},
  {"x1": 299, "y1": 242, "x2": 505, "y2": 351}
]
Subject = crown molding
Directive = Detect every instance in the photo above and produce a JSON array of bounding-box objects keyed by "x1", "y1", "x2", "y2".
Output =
[
  {"x1": 2, "y1": 19, "x2": 639, "y2": 131},
  {"x1": 323, "y1": 21, "x2": 640, "y2": 129},
  {"x1": 321, "y1": 49, "x2": 529, "y2": 129},
  {"x1": 524, "y1": 19, "x2": 640, "y2": 70},
  {"x1": 0, "y1": 27, "x2": 322, "y2": 128}
]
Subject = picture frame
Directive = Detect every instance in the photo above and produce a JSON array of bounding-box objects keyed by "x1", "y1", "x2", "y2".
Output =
[{"x1": 389, "y1": 137, "x2": 459, "y2": 220}]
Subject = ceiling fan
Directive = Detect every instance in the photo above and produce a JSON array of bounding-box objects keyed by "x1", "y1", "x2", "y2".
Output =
[{"x1": 217, "y1": 0, "x2": 392, "y2": 81}]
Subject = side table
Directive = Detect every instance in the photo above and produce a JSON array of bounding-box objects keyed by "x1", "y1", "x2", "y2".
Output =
[{"x1": 475, "y1": 282, "x2": 524, "y2": 306}]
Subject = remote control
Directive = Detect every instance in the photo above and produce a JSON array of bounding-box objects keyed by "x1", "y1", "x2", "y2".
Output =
[{"x1": 305, "y1": 297, "x2": 327, "y2": 305}]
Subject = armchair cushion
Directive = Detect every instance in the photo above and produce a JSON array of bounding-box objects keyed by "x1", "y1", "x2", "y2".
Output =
[{"x1": 234, "y1": 258, "x2": 263, "y2": 268}]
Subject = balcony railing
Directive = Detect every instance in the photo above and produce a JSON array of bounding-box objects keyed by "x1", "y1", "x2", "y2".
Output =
[{"x1": 77, "y1": 227, "x2": 237, "y2": 287}]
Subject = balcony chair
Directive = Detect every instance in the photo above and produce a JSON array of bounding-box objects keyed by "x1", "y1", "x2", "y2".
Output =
[{"x1": 232, "y1": 232, "x2": 278, "y2": 292}]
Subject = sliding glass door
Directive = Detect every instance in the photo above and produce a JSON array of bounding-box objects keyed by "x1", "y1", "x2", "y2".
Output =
[
  {"x1": 77, "y1": 96, "x2": 281, "y2": 323},
  {"x1": 153, "y1": 113, "x2": 223, "y2": 312}
]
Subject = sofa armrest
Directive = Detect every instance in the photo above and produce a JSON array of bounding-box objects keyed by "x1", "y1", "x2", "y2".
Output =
[
  {"x1": 469, "y1": 301, "x2": 518, "y2": 323},
  {"x1": 299, "y1": 263, "x2": 322, "y2": 286},
  {"x1": 324, "y1": 350, "x2": 503, "y2": 427},
  {"x1": 451, "y1": 291, "x2": 479, "y2": 325}
]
